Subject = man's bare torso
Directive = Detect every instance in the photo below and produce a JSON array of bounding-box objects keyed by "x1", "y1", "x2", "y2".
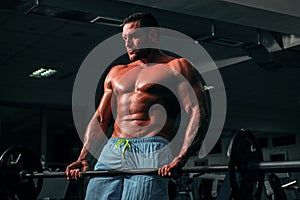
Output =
[{"x1": 109, "y1": 57, "x2": 182, "y2": 140}]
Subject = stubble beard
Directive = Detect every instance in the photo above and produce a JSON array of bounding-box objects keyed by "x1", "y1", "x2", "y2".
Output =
[{"x1": 129, "y1": 48, "x2": 151, "y2": 62}]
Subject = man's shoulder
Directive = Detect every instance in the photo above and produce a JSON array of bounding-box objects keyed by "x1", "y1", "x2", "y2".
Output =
[
  {"x1": 111, "y1": 64, "x2": 128, "y2": 71},
  {"x1": 107, "y1": 60, "x2": 142, "y2": 77},
  {"x1": 107, "y1": 64, "x2": 128, "y2": 76},
  {"x1": 168, "y1": 57, "x2": 193, "y2": 72},
  {"x1": 170, "y1": 57, "x2": 191, "y2": 65}
]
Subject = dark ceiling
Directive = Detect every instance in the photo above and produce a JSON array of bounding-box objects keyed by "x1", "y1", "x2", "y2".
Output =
[{"x1": 0, "y1": 0, "x2": 300, "y2": 135}]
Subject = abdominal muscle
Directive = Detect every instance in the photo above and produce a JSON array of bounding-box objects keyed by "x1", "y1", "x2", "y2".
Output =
[{"x1": 110, "y1": 91, "x2": 175, "y2": 140}]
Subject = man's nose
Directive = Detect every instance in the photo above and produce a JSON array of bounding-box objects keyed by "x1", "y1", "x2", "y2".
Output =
[{"x1": 125, "y1": 38, "x2": 132, "y2": 49}]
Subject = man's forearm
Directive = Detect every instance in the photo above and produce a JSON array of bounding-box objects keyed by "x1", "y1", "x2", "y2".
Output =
[
  {"x1": 77, "y1": 146, "x2": 90, "y2": 161},
  {"x1": 177, "y1": 118, "x2": 208, "y2": 166},
  {"x1": 80, "y1": 113, "x2": 109, "y2": 162}
]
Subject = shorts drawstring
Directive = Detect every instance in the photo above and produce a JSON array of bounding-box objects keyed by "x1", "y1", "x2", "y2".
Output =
[{"x1": 114, "y1": 139, "x2": 131, "y2": 159}]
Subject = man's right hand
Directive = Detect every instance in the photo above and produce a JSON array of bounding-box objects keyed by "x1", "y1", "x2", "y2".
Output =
[{"x1": 65, "y1": 160, "x2": 89, "y2": 180}]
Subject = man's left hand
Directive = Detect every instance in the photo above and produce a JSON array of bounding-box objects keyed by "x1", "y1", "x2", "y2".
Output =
[{"x1": 158, "y1": 157, "x2": 184, "y2": 179}]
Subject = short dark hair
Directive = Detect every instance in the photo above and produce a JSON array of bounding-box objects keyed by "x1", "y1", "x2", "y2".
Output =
[{"x1": 123, "y1": 13, "x2": 160, "y2": 27}]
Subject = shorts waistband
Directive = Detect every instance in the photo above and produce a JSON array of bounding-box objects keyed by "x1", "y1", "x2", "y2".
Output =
[{"x1": 108, "y1": 136, "x2": 169, "y2": 145}]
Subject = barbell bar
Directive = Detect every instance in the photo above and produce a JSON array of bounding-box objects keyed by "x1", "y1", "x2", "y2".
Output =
[
  {"x1": 1, "y1": 129, "x2": 300, "y2": 200},
  {"x1": 21, "y1": 166, "x2": 229, "y2": 179},
  {"x1": 248, "y1": 161, "x2": 300, "y2": 173},
  {"x1": 20, "y1": 161, "x2": 300, "y2": 180}
]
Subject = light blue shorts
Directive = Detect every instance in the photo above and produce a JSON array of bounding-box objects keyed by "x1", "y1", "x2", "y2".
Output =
[{"x1": 85, "y1": 136, "x2": 172, "y2": 200}]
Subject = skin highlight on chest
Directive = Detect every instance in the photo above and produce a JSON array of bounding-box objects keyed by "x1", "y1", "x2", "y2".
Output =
[{"x1": 111, "y1": 62, "x2": 178, "y2": 96}]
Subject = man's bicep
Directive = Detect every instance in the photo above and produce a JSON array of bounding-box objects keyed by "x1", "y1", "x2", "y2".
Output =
[
  {"x1": 96, "y1": 66, "x2": 119, "y2": 120},
  {"x1": 179, "y1": 59, "x2": 208, "y2": 120},
  {"x1": 96, "y1": 88, "x2": 114, "y2": 118}
]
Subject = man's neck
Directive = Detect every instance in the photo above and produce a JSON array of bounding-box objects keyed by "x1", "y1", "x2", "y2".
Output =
[{"x1": 140, "y1": 49, "x2": 173, "y2": 64}]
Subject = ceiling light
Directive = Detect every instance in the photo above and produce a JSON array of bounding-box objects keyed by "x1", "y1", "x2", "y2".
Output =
[
  {"x1": 29, "y1": 68, "x2": 57, "y2": 78},
  {"x1": 90, "y1": 16, "x2": 123, "y2": 27}
]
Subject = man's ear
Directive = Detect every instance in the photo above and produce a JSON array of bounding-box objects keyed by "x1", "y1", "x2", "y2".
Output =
[{"x1": 148, "y1": 28, "x2": 159, "y2": 45}]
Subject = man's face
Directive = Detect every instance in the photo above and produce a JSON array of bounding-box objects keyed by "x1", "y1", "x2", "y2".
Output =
[{"x1": 122, "y1": 21, "x2": 151, "y2": 61}]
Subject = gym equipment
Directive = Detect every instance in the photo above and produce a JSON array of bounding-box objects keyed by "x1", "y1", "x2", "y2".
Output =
[{"x1": 1, "y1": 129, "x2": 300, "y2": 200}]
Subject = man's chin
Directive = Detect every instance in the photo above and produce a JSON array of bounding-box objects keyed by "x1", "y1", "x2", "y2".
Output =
[
  {"x1": 128, "y1": 50, "x2": 148, "y2": 61},
  {"x1": 129, "y1": 54, "x2": 138, "y2": 61}
]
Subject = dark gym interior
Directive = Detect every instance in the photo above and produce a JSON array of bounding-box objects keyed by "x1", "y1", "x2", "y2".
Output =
[{"x1": 0, "y1": 0, "x2": 300, "y2": 199}]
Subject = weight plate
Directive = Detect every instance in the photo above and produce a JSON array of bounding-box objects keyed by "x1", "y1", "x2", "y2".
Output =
[
  {"x1": 269, "y1": 173, "x2": 287, "y2": 200},
  {"x1": 228, "y1": 129, "x2": 264, "y2": 200},
  {"x1": 0, "y1": 146, "x2": 43, "y2": 200}
]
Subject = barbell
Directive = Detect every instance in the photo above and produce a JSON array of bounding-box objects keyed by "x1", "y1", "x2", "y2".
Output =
[{"x1": 0, "y1": 129, "x2": 300, "y2": 200}]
